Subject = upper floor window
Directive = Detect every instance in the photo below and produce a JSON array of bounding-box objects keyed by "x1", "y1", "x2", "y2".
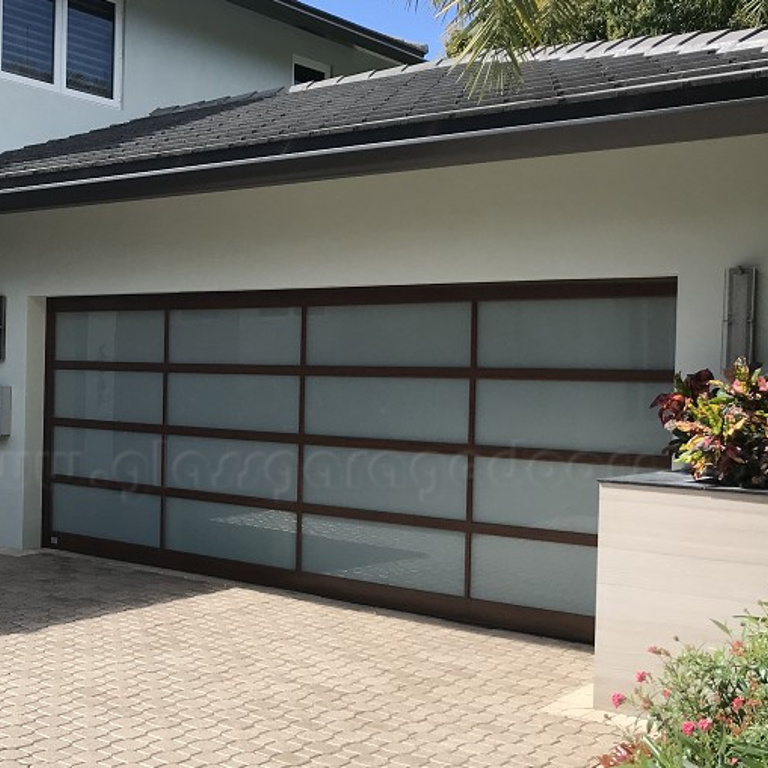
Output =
[
  {"x1": 0, "y1": 0, "x2": 122, "y2": 102},
  {"x1": 293, "y1": 55, "x2": 330, "y2": 85}
]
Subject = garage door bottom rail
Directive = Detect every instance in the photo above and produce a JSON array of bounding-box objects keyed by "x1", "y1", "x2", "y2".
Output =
[{"x1": 46, "y1": 533, "x2": 595, "y2": 644}]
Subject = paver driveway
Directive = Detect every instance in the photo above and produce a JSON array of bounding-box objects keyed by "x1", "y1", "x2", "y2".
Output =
[{"x1": 0, "y1": 551, "x2": 617, "y2": 767}]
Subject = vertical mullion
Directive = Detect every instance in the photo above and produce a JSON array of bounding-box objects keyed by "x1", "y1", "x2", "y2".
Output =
[
  {"x1": 465, "y1": 300, "x2": 479, "y2": 599},
  {"x1": 42, "y1": 301, "x2": 57, "y2": 546},
  {"x1": 296, "y1": 306, "x2": 308, "y2": 571},
  {"x1": 159, "y1": 308, "x2": 169, "y2": 549}
]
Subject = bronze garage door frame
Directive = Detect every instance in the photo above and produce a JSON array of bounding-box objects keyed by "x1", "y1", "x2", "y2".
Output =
[{"x1": 43, "y1": 277, "x2": 675, "y2": 643}]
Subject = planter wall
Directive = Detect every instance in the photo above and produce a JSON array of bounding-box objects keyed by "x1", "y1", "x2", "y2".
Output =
[{"x1": 594, "y1": 472, "x2": 768, "y2": 710}]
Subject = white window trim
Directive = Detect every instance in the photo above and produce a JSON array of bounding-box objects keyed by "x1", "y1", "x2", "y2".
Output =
[
  {"x1": 0, "y1": 0, "x2": 124, "y2": 107},
  {"x1": 293, "y1": 54, "x2": 331, "y2": 83}
]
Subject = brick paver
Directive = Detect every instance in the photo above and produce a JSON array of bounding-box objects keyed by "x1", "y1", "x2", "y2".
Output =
[{"x1": 0, "y1": 552, "x2": 616, "y2": 767}]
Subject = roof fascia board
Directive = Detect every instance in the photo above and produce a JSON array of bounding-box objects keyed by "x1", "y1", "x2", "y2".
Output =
[
  {"x1": 2, "y1": 95, "x2": 767, "y2": 215},
  {"x1": 225, "y1": 0, "x2": 426, "y2": 64}
]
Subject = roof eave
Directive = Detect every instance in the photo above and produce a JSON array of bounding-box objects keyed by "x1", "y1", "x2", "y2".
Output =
[
  {"x1": 2, "y1": 90, "x2": 768, "y2": 215},
  {"x1": 225, "y1": 0, "x2": 427, "y2": 65}
]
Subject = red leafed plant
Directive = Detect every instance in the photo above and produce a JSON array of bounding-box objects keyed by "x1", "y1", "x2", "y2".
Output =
[{"x1": 651, "y1": 358, "x2": 768, "y2": 490}]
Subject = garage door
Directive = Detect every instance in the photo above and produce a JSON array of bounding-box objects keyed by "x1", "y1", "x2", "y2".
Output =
[{"x1": 44, "y1": 279, "x2": 676, "y2": 642}]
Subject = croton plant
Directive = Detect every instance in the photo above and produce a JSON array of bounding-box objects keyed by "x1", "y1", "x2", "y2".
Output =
[{"x1": 651, "y1": 358, "x2": 768, "y2": 490}]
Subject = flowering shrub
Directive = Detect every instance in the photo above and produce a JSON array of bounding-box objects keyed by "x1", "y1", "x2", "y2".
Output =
[
  {"x1": 651, "y1": 358, "x2": 768, "y2": 489},
  {"x1": 595, "y1": 605, "x2": 768, "y2": 767}
]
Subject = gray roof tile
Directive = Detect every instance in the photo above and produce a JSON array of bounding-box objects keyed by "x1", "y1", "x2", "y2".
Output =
[{"x1": 1, "y1": 27, "x2": 767, "y2": 186}]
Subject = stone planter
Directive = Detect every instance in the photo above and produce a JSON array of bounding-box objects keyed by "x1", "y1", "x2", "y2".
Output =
[{"x1": 594, "y1": 471, "x2": 768, "y2": 710}]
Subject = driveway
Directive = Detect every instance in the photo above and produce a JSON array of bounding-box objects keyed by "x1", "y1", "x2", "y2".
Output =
[{"x1": 0, "y1": 552, "x2": 616, "y2": 767}]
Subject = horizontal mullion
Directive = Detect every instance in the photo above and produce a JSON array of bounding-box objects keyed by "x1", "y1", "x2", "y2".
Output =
[
  {"x1": 52, "y1": 474, "x2": 163, "y2": 496},
  {"x1": 477, "y1": 368, "x2": 674, "y2": 383},
  {"x1": 48, "y1": 277, "x2": 677, "y2": 313},
  {"x1": 52, "y1": 359, "x2": 673, "y2": 383},
  {"x1": 50, "y1": 474, "x2": 596, "y2": 546},
  {"x1": 50, "y1": 417, "x2": 666, "y2": 467},
  {"x1": 55, "y1": 360, "x2": 165, "y2": 371}
]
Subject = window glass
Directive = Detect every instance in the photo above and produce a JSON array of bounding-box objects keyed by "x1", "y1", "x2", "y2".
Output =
[
  {"x1": 307, "y1": 303, "x2": 471, "y2": 367},
  {"x1": 472, "y1": 535, "x2": 597, "y2": 615},
  {"x1": 166, "y1": 499, "x2": 297, "y2": 569},
  {"x1": 66, "y1": 0, "x2": 115, "y2": 98},
  {"x1": 1, "y1": 0, "x2": 56, "y2": 83},
  {"x1": 294, "y1": 62, "x2": 326, "y2": 84},
  {"x1": 303, "y1": 516, "x2": 465, "y2": 596}
]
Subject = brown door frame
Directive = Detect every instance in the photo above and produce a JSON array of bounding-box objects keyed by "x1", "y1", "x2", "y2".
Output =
[{"x1": 43, "y1": 277, "x2": 676, "y2": 644}]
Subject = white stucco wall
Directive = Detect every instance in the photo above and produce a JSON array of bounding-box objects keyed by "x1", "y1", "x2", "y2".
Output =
[
  {"x1": 0, "y1": 132, "x2": 766, "y2": 549},
  {"x1": 0, "y1": 0, "x2": 400, "y2": 153}
]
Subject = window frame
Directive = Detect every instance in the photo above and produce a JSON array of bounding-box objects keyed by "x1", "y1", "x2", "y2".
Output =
[{"x1": 0, "y1": 0, "x2": 123, "y2": 106}]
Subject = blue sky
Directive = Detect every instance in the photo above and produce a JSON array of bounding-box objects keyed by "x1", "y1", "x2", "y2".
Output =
[{"x1": 305, "y1": 1, "x2": 448, "y2": 58}]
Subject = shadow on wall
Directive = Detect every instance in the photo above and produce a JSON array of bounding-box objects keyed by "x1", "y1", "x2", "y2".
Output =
[{"x1": 0, "y1": 551, "x2": 227, "y2": 635}]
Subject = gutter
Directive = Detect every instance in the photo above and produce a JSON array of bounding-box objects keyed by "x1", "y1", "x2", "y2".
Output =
[{"x1": 1, "y1": 90, "x2": 768, "y2": 214}]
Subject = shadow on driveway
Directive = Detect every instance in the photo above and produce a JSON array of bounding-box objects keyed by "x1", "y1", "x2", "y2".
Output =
[{"x1": 0, "y1": 551, "x2": 226, "y2": 635}]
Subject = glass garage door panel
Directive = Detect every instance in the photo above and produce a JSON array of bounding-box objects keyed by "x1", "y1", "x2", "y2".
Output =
[
  {"x1": 474, "y1": 459, "x2": 650, "y2": 534},
  {"x1": 304, "y1": 446, "x2": 467, "y2": 519},
  {"x1": 472, "y1": 535, "x2": 597, "y2": 615},
  {"x1": 478, "y1": 296, "x2": 676, "y2": 369},
  {"x1": 165, "y1": 498, "x2": 296, "y2": 569},
  {"x1": 166, "y1": 435, "x2": 298, "y2": 500},
  {"x1": 305, "y1": 377, "x2": 469, "y2": 442},
  {"x1": 168, "y1": 374, "x2": 300, "y2": 433},
  {"x1": 55, "y1": 370, "x2": 163, "y2": 423},
  {"x1": 52, "y1": 484, "x2": 160, "y2": 547},
  {"x1": 303, "y1": 515, "x2": 465, "y2": 595},
  {"x1": 476, "y1": 380, "x2": 665, "y2": 454},
  {"x1": 307, "y1": 303, "x2": 471, "y2": 366},
  {"x1": 53, "y1": 427, "x2": 161, "y2": 486},
  {"x1": 169, "y1": 308, "x2": 301, "y2": 365},
  {"x1": 56, "y1": 311, "x2": 165, "y2": 362}
]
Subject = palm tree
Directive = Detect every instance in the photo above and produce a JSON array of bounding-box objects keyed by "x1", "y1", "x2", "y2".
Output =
[{"x1": 414, "y1": 0, "x2": 768, "y2": 69}]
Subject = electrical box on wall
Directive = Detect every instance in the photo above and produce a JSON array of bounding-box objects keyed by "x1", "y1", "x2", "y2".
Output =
[{"x1": 0, "y1": 386, "x2": 11, "y2": 438}]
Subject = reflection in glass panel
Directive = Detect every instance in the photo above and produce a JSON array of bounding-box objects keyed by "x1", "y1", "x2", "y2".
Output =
[
  {"x1": 53, "y1": 428, "x2": 161, "y2": 486},
  {"x1": 51, "y1": 483, "x2": 160, "y2": 546},
  {"x1": 168, "y1": 374, "x2": 300, "y2": 433},
  {"x1": 56, "y1": 311, "x2": 164, "y2": 362},
  {"x1": 55, "y1": 370, "x2": 163, "y2": 423},
  {"x1": 1, "y1": 0, "x2": 55, "y2": 83},
  {"x1": 478, "y1": 296, "x2": 676, "y2": 369},
  {"x1": 304, "y1": 446, "x2": 467, "y2": 519},
  {"x1": 67, "y1": 0, "x2": 115, "y2": 99},
  {"x1": 471, "y1": 535, "x2": 597, "y2": 615},
  {"x1": 475, "y1": 380, "x2": 667, "y2": 454},
  {"x1": 303, "y1": 516, "x2": 465, "y2": 595},
  {"x1": 169, "y1": 308, "x2": 301, "y2": 365},
  {"x1": 474, "y1": 459, "x2": 651, "y2": 534},
  {"x1": 166, "y1": 436, "x2": 298, "y2": 500},
  {"x1": 307, "y1": 303, "x2": 471, "y2": 366},
  {"x1": 305, "y1": 378, "x2": 469, "y2": 442},
  {"x1": 165, "y1": 498, "x2": 296, "y2": 569}
]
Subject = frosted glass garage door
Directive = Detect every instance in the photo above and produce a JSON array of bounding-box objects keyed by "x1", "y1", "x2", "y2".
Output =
[{"x1": 46, "y1": 280, "x2": 676, "y2": 639}]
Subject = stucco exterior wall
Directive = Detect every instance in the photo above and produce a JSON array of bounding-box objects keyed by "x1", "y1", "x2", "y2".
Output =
[
  {"x1": 0, "y1": 132, "x2": 766, "y2": 549},
  {"x1": 0, "y1": 0, "x2": 399, "y2": 153}
]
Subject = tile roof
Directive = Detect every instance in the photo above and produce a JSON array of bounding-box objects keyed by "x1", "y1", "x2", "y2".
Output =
[{"x1": 1, "y1": 27, "x2": 767, "y2": 187}]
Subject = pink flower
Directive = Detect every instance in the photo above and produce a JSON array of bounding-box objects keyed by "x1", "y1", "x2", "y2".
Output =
[
  {"x1": 730, "y1": 759, "x2": 739, "y2": 766},
  {"x1": 732, "y1": 697, "x2": 746, "y2": 712},
  {"x1": 682, "y1": 721, "x2": 698, "y2": 736},
  {"x1": 698, "y1": 718, "x2": 713, "y2": 732},
  {"x1": 662, "y1": 689, "x2": 672, "y2": 699},
  {"x1": 611, "y1": 692, "x2": 627, "y2": 709},
  {"x1": 635, "y1": 671, "x2": 650, "y2": 683}
]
